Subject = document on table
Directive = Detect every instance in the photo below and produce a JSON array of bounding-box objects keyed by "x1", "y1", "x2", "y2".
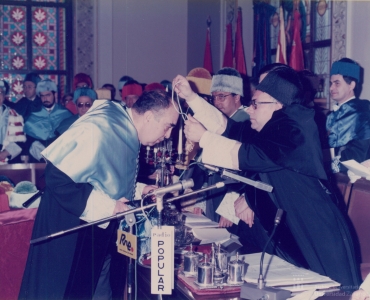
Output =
[
  {"x1": 241, "y1": 253, "x2": 340, "y2": 292},
  {"x1": 192, "y1": 228, "x2": 230, "y2": 245},
  {"x1": 341, "y1": 159, "x2": 370, "y2": 178},
  {"x1": 182, "y1": 212, "x2": 219, "y2": 228},
  {"x1": 215, "y1": 191, "x2": 240, "y2": 225}
]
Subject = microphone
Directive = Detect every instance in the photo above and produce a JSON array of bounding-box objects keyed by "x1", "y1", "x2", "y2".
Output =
[
  {"x1": 147, "y1": 179, "x2": 194, "y2": 196},
  {"x1": 198, "y1": 162, "x2": 220, "y2": 173},
  {"x1": 197, "y1": 162, "x2": 273, "y2": 192},
  {"x1": 123, "y1": 179, "x2": 194, "y2": 208},
  {"x1": 240, "y1": 208, "x2": 291, "y2": 300}
]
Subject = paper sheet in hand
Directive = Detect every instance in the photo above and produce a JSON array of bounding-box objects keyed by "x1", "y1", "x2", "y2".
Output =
[
  {"x1": 215, "y1": 191, "x2": 240, "y2": 225},
  {"x1": 341, "y1": 159, "x2": 370, "y2": 178},
  {"x1": 192, "y1": 228, "x2": 230, "y2": 245},
  {"x1": 242, "y1": 253, "x2": 340, "y2": 292},
  {"x1": 183, "y1": 212, "x2": 219, "y2": 228}
]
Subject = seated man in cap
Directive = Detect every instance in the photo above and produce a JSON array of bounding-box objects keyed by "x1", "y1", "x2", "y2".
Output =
[
  {"x1": 326, "y1": 58, "x2": 370, "y2": 174},
  {"x1": 55, "y1": 87, "x2": 97, "y2": 136},
  {"x1": 211, "y1": 67, "x2": 249, "y2": 122},
  {"x1": 206, "y1": 68, "x2": 250, "y2": 225},
  {"x1": 173, "y1": 66, "x2": 361, "y2": 290},
  {"x1": 121, "y1": 80, "x2": 143, "y2": 108},
  {"x1": 102, "y1": 83, "x2": 116, "y2": 100},
  {"x1": 6, "y1": 72, "x2": 43, "y2": 121},
  {"x1": 117, "y1": 75, "x2": 134, "y2": 102},
  {"x1": 24, "y1": 79, "x2": 72, "y2": 161}
]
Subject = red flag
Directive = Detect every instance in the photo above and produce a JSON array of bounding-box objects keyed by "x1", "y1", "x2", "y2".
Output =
[
  {"x1": 203, "y1": 27, "x2": 213, "y2": 74},
  {"x1": 276, "y1": 6, "x2": 287, "y2": 64},
  {"x1": 222, "y1": 23, "x2": 233, "y2": 68},
  {"x1": 289, "y1": 10, "x2": 304, "y2": 71},
  {"x1": 234, "y1": 8, "x2": 247, "y2": 76}
]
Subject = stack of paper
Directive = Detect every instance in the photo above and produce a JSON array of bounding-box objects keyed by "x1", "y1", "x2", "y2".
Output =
[
  {"x1": 215, "y1": 191, "x2": 240, "y2": 225},
  {"x1": 183, "y1": 212, "x2": 219, "y2": 228},
  {"x1": 241, "y1": 253, "x2": 340, "y2": 293},
  {"x1": 341, "y1": 159, "x2": 370, "y2": 178},
  {"x1": 192, "y1": 228, "x2": 231, "y2": 245}
]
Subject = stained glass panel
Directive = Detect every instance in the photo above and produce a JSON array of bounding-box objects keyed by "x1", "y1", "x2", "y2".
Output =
[
  {"x1": 0, "y1": 73, "x2": 25, "y2": 103},
  {"x1": 314, "y1": 0, "x2": 332, "y2": 42},
  {"x1": 0, "y1": 5, "x2": 28, "y2": 71},
  {"x1": 313, "y1": 46, "x2": 331, "y2": 100},
  {"x1": 32, "y1": 7, "x2": 60, "y2": 71},
  {"x1": 0, "y1": 1, "x2": 71, "y2": 103},
  {"x1": 269, "y1": 0, "x2": 279, "y2": 50},
  {"x1": 0, "y1": 73, "x2": 66, "y2": 103},
  {"x1": 57, "y1": 8, "x2": 66, "y2": 71}
]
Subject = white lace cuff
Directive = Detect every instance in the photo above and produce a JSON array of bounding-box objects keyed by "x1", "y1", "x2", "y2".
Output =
[
  {"x1": 199, "y1": 131, "x2": 241, "y2": 170},
  {"x1": 80, "y1": 188, "x2": 116, "y2": 229},
  {"x1": 189, "y1": 95, "x2": 227, "y2": 135}
]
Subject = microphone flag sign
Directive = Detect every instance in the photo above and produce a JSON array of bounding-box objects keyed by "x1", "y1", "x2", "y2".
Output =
[{"x1": 151, "y1": 226, "x2": 175, "y2": 295}]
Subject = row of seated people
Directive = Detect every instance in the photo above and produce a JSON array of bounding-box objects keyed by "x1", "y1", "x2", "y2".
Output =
[{"x1": 0, "y1": 71, "x2": 175, "y2": 164}]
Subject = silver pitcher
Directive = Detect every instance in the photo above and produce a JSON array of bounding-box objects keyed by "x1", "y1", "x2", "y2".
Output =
[
  {"x1": 214, "y1": 244, "x2": 230, "y2": 273},
  {"x1": 183, "y1": 244, "x2": 199, "y2": 275},
  {"x1": 228, "y1": 253, "x2": 247, "y2": 284},
  {"x1": 197, "y1": 254, "x2": 214, "y2": 286}
]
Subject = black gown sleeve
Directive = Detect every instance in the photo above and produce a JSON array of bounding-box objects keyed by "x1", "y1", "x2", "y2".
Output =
[
  {"x1": 339, "y1": 138, "x2": 370, "y2": 172},
  {"x1": 222, "y1": 118, "x2": 284, "y2": 173},
  {"x1": 44, "y1": 160, "x2": 93, "y2": 218}
]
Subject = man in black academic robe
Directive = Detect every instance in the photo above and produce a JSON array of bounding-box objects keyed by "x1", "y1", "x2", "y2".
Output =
[{"x1": 173, "y1": 66, "x2": 361, "y2": 290}]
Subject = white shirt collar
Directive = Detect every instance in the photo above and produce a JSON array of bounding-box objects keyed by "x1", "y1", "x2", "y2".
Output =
[
  {"x1": 45, "y1": 103, "x2": 56, "y2": 112},
  {"x1": 333, "y1": 96, "x2": 356, "y2": 111},
  {"x1": 229, "y1": 105, "x2": 245, "y2": 118}
]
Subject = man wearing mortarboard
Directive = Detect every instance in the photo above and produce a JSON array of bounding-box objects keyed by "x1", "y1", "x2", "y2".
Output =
[{"x1": 326, "y1": 58, "x2": 370, "y2": 174}]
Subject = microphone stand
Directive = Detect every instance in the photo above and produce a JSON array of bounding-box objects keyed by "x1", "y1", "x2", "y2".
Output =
[
  {"x1": 240, "y1": 209, "x2": 291, "y2": 300},
  {"x1": 125, "y1": 213, "x2": 136, "y2": 300},
  {"x1": 31, "y1": 181, "x2": 225, "y2": 244}
]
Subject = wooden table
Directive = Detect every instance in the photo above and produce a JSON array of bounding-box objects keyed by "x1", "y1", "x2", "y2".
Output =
[{"x1": 135, "y1": 265, "x2": 350, "y2": 300}]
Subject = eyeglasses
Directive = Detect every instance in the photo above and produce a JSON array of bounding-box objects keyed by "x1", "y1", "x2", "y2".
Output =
[
  {"x1": 77, "y1": 102, "x2": 92, "y2": 108},
  {"x1": 250, "y1": 100, "x2": 277, "y2": 110},
  {"x1": 212, "y1": 93, "x2": 232, "y2": 102}
]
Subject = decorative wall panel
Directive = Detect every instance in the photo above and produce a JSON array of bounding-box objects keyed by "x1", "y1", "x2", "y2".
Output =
[{"x1": 74, "y1": 0, "x2": 94, "y2": 78}]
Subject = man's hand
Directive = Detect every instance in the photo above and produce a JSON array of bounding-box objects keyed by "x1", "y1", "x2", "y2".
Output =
[
  {"x1": 184, "y1": 115, "x2": 206, "y2": 143},
  {"x1": 172, "y1": 75, "x2": 196, "y2": 101},
  {"x1": 143, "y1": 185, "x2": 158, "y2": 196},
  {"x1": 113, "y1": 197, "x2": 129, "y2": 215},
  {"x1": 351, "y1": 289, "x2": 370, "y2": 300},
  {"x1": 0, "y1": 150, "x2": 10, "y2": 161},
  {"x1": 219, "y1": 216, "x2": 233, "y2": 228},
  {"x1": 193, "y1": 207, "x2": 203, "y2": 215},
  {"x1": 234, "y1": 195, "x2": 254, "y2": 228}
]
